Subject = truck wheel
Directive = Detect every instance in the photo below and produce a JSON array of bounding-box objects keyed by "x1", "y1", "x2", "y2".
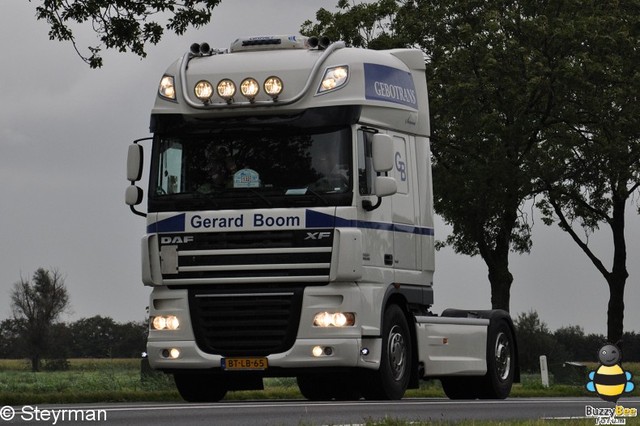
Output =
[
  {"x1": 361, "y1": 304, "x2": 411, "y2": 400},
  {"x1": 174, "y1": 373, "x2": 227, "y2": 402},
  {"x1": 479, "y1": 320, "x2": 515, "y2": 399}
]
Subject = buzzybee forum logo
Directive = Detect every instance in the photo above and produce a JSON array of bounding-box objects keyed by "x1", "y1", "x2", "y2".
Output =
[
  {"x1": 586, "y1": 343, "x2": 635, "y2": 402},
  {"x1": 585, "y1": 343, "x2": 637, "y2": 425}
]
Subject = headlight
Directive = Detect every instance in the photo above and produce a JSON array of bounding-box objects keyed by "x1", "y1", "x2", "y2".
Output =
[
  {"x1": 264, "y1": 76, "x2": 283, "y2": 98},
  {"x1": 151, "y1": 315, "x2": 180, "y2": 331},
  {"x1": 313, "y1": 312, "x2": 355, "y2": 327},
  {"x1": 318, "y1": 66, "x2": 349, "y2": 94},
  {"x1": 240, "y1": 78, "x2": 259, "y2": 100},
  {"x1": 217, "y1": 79, "x2": 236, "y2": 101},
  {"x1": 158, "y1": 75, "x2": 176, "y2": 100}
]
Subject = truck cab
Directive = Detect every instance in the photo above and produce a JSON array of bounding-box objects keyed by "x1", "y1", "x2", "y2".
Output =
[{"x1": 126, "y1": 35, "x2": 517, "y2": 401}]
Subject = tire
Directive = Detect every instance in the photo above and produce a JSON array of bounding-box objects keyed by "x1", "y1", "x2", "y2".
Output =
[
  {"x1": 174, "y1": 373, "x2": 227, "y2": 402},
  {"x1": 360, "y1": 304, "x2": 412, "y2": 400},
  {"x1": 297, "y1": 373, "x2": 361, "y2": 401},
  {"x1": 479, "y1": 320, "x2": 515, "y2": 399}
]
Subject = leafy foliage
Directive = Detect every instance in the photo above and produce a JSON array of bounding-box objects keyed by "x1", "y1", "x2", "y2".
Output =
[
  {"x1": 32, "y1": 0, "x2": 222, "y2": 67},
  {"x1": 532, "y1": 0, "x2": 640, "y2": 342}
]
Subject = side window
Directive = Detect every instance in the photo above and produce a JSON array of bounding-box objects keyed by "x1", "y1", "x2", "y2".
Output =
[
  {"x1": 158, "y1": 140, "x2": 183, "y2": 194},
  {"x1": 357, "y1": 129, "x2": 375, "y2": 195}
]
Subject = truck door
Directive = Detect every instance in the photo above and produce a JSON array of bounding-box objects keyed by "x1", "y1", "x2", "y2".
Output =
[{"x1": 389, "y1": 134, "x2": 418, "y2": 273}]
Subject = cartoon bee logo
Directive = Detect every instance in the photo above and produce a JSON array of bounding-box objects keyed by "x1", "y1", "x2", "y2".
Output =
[{"x1": 586, "y1": 343, "x2": 635, "y2": 403}]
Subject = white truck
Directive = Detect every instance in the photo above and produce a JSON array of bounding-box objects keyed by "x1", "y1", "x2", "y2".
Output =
[{"x1": 126, "y1": 35, "x2": 518, "y2": 402}]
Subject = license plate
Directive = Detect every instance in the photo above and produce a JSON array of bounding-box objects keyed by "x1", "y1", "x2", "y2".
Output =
[{"x1": 222, "y1": 357, "x2": 268, "y2": 371}]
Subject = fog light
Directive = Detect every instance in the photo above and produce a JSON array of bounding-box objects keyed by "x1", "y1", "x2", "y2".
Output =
[
  {"x1": 162, "y1": 348, "x2": 180, "y2": 359},
  {"x1": 312, "y1": 346, "x2": 324, "y2": 357}
]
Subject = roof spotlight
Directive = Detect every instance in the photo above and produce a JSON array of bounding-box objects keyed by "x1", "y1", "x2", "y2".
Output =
[
  {"x1": 190, "y1": 43, "x2": 201, "y2": 55},
  {"x1": 200, "y1": 42, "x2": 211, "y2": 55},
  {"x1": 264, "y1": 76, "x2": 283, "y2": 99}
]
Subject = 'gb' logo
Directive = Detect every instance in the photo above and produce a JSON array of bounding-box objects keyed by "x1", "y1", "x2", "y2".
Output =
[{"x1": 395, "y1": 152, "x2": 407, "y2": 181}]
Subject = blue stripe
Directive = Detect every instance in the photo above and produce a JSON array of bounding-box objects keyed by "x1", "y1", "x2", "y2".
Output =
[
  {"x1": 306, "y1": 210, "x2": 434, "y2": 236},
  {"x1": 147, "y1": 213, "x2": 186, "y2": 233}
]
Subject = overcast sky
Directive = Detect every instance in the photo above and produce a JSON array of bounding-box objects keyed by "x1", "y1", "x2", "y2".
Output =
[{"x1": 1, "y1": 0, "x2": 638, "y2": 337}]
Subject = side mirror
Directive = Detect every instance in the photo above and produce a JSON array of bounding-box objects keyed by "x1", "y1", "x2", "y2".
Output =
[
  {"x1": 375, "y1": 176, "x2": 397, "y2": 197},
  {"x1": 125, "y1": 185, "x2": 144, "y2": 206},
  {"x1": 127, "y1": 144, "x2": 144, "y2": 182},
  {"x1": 372, "y1": 134, "x2": 394, "y2": 172}
]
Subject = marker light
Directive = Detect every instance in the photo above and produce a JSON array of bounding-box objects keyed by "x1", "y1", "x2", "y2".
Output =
[
  {"x1": 318, "y1": 66, "x2": 349, "y2": 94},
  {"x1": 313, "y1": 312, "x2": 355, "y2": 327},
  {"x1": 217, "y1": 79, "x2": 236, "y2": 101},
  {"x1": 194, "y1": 80, "x2": 214, "y2": 103},
  {"x1": 264, "y1": 76, "x2": 283, "y2": 98},
  {"x1": 151, "y1": 315, "x2": 180, "y2": 330},
  {"x1": 240, "y1": 78, "x2": 259, "y2": 100},
  {"x1": 158, "y1": 75, "x2": 176, "y2": 100}
]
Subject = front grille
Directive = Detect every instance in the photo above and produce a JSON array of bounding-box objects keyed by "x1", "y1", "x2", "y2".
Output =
[
  {"x1": 189, "y1": 287, "x2": 303, "y2": 356},
  {"x1": 160, "y1": 229, "x2": 333, "y2": 285}
]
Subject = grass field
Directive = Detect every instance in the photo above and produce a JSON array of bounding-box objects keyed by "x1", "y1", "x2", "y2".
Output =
[{"x1": 0, "y1": 359, "x2": 638, "y2": 406}]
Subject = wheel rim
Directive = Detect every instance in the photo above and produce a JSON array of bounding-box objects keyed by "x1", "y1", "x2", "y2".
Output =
[
  {"x1": 494, "y1": 331, "x2": 511, "y2": 381},
  {"x1": 387, "y1": 325, "x2": 407, "y2": 381}
]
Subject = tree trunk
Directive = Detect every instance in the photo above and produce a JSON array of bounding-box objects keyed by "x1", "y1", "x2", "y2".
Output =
[
  {"x1": 31, "y1": 354, "x2": 41, "y2": 372},
  {"x1": 606, "y1": 197, "x2": 628, "y2": 344},
  {"x1": 487, "y1": 256, "x2": 513, "y2": 312},
  {"x1": 606, "y1": 278, "x2": 625, "y2": 344}
]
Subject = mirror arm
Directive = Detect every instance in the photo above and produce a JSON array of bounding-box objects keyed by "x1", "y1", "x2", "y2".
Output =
[
  {"x1": 362, "y1": 197, "x2": 382, "y2": 212},
  {"x1": 130, "y1": 205, "x2": 147, "y2": 218}
]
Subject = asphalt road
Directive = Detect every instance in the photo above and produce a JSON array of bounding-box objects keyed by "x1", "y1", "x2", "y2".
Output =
[{"x1": 3, "y1": 398, "x2": 639, "y2": 425}]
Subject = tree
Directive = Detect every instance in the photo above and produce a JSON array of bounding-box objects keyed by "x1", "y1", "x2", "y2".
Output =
[
  {"x1": 10, "y1": 268, "x2": 70, "y2": 371},
  {"x1": 33, "y1": 0, "x2": 222, "y2": 68},
  {"x1": 534, "y1": 0, "x2": 640, "y2": 343},
  {"x1": 302, "y1": 0, "x2": 560, "y2": 312},
  {"x1": 69, "y1": 315, "x2": 118, "y2": 357}
]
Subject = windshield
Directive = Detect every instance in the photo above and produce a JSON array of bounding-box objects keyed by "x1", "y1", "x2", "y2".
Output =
[{"x1": 149, "y1": 127, "x2": 352, "y2": 211}]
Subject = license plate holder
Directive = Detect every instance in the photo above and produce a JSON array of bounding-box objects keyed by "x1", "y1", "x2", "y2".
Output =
[{"x1": 221, "y1": 357, "x2": 268, "y2": 371}]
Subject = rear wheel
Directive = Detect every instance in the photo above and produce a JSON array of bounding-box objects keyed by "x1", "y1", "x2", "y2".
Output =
[
  {"x1": 479, "y1": 320, "x2": 515, "y2": 399},
  {"x1": 174, "y1": 373, "x2": 227, "y2": 402},
  {"x1": 360, "y1": 304, "x2": 411, "y2": 400},
  {"x1": 441, "y1": 319, "x2": 515, "y2": 400}
]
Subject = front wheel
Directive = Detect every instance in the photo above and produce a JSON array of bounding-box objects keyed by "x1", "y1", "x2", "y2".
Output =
[{"x1": 360, "y1": 304, "x2": 412, "y2": 400}]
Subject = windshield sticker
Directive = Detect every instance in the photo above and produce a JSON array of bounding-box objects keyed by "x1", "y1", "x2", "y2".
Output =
[
  {"x1": 364, "y1": 63, "x2": 418, "y2": 109},
  {"x1": 233, "y1": 168, "x2": 260, "y2": 188}
]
